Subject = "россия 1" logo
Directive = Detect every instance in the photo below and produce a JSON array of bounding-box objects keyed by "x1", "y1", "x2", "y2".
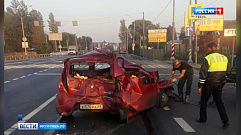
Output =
[{"x1": 194, "y1": 7, "x2": 223, "y2": 15}]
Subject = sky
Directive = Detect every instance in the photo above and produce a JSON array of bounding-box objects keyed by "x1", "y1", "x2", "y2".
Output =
[{"x1": 4, "y1": 0, "x2": 236, "y2": 43}]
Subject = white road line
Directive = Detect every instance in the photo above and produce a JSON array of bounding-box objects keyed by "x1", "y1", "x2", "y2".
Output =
[
  {"x1": 174, "y1": 118, "x2": 195, "y2": 132},
  {"x1": 20, "y1": 76, "x2": 26, "y2": 79},
  {"x1": 27, "y1": 74, "x2": 32, "y2": 76},
  {"x1": 12, "y1": 78, "x2": 19, "y2": 81},
  {"x1": 4, "y1": 81, "x2": 10, "y2": 83},
  {"x1": 33, "y1": 72, "x2": 38, "y2": 75},
  {"x1": 163, "y1": 106, "x2": 170, "y2": 110},
  {"x1": 148, "y1": 65, "x2": 156, "y2": 68},
  {"x1": 38, "y1": 71, "x2": 43, "y2": 72},
  {"x1": 4, "y1": 95, "x2": 56, "y2": 135},
  {"x1": 35, "y1": 73, "x2": 60, "y2": 76}
]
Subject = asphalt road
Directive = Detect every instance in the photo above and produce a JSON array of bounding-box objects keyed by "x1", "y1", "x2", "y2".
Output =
[{"x1": 4, "y1": 53, "x2": 236, "y2": 135}]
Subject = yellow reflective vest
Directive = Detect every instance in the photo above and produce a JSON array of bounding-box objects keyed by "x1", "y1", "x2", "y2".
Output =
[{"x1": 205, "y1": 53, "x2": 228, "y2": 72}]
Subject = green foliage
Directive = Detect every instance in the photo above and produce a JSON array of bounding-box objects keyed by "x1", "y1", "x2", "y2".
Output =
[
  {"x1": 76, "y1": 36, "x2": 93, "y2": 51},
  {"x1": 179, "y1": 26, "x2": 185, "y2": 40},
  {"x1": 35, "y1": 43, "x2": 52, "y2": 54},
  {"x1": 4, "y1": 0, "x2": 49, "y2": 54},
  {"x1": 47, "y1": 12, "x2": 58, "y2": 33},
  {"x1": 118, "y1": 19, "x2": 127, "y2": 43}
]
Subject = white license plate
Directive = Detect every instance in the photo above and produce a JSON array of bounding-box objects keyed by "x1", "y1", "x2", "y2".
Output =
[{"x1": 80, "y1": 104, "x2": 103, "y2": 109}]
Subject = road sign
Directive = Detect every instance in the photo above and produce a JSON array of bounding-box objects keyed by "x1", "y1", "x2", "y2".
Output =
[
  {"x1": 189, "y1": 4, "x2": 204, "y2": 20},
  {"x1": 22, "y1": 37, "x2": 27, "y2": 42},
  {"x1": 22, "y1": 42, "x2": 29, "y2": 48},
  {"x1": 194, "y1": 21, "x2": 200, "y2": 35},
  {"x1": 185, "y1": 27, "x2": 193, "y2": 36},
  {"x1": 224, "y1": 29, "x2": 236, "y2": 36}
]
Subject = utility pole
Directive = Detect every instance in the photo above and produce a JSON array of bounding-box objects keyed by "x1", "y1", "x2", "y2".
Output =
[
  {"x1": 126, "y1": 30, "x2": 129, "y2": 53},
  {"x1": 195, "y1": 0, "x2": 198, "y2": 65},
  {"x1": 20, "y1": 10, "x2": 27, "y2": 55},
  {"x1": 188, "y1": 0, "x2": 193, "y2": 63},
  {"x1": 143, "y1": 12, "x2": 145, "y2": 57},
  {"x1": 170, "y1": 0, "x2": 175, "y2": 60}
]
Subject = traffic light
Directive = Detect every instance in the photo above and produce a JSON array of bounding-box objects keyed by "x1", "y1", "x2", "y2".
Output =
[{"x1": 194, "y1": 21, "x2": 200, "y2": 35}]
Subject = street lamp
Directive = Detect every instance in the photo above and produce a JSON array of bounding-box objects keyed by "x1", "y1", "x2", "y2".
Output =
[
  {"x1": 126, "y1": 14, "x2": 135, "y2": 54},
  {"x1": 20, "y1": 5, "x2": 32, "y2": 55}
]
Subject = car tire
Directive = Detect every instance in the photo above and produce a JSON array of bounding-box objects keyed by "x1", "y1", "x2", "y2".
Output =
[
  {"x1": 157, "y1": 89, "x2": 168, "y2": 108},
  {"x1": 119, "y1": 107, "x2": 129, "y2": 123}
]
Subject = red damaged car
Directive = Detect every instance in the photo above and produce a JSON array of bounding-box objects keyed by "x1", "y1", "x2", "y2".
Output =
[{"x1": 56, "y1": 50, "x2": 174, "y2": 123}]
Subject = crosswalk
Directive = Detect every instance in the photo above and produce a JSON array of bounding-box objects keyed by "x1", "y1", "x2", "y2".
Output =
[{"x1": 4, "y1": 63, "x2": 172, "y2": 70}]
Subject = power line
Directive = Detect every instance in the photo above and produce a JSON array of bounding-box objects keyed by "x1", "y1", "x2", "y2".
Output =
[
  {"x1": 152, "y1": 0, "x2": 172, "y2": 23},
  {"x1": 206, "y1": 0, "x2": 218, "y2": 7},
  {"x1": 213, "y1": 0, "x2": 224, "y2": 6}
]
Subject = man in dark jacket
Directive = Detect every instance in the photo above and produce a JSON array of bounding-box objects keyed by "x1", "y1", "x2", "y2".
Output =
[
  {"x1": 168, "y1": 59, "x2": 194, "y2": 103},
  {"x1": 196, "y1": 42, "x2": 230, "y2": 129}
]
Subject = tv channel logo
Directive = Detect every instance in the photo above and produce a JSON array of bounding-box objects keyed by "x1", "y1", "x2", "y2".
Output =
[
  {"x1": 18, "y1": 123, "x2": 67, "y2": 130},
  {"x1": 194, "y1": 7, "x2": 223, "y2": 15},
  {"x1": 18, "y1": 114, "x2": 22, "y2": 121}
]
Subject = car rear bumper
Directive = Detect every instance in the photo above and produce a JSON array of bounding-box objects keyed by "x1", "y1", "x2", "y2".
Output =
[{"x1": 56, "y1": 92, "x2": 129, "y2": 114}]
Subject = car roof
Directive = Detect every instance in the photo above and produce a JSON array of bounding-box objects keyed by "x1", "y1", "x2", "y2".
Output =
[{"x1": 67, "y1": 50, "x2": 116, "y2": 63}]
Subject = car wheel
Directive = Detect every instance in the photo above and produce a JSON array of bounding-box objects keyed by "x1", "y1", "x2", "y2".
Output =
[
  {"x1": 157, "y1": 90, "x2": 168, "y2": 108},
  {"x1": 119, "y1": 107, "x2": 129, "y2": 123}
]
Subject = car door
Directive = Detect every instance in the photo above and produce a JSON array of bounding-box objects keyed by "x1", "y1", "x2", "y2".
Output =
[{"x1": 134, "y1": 70, "x2": 159, "y2": 111}]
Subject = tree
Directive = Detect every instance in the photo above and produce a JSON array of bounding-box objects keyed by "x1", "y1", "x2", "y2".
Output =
[
  {"x1": 179, "y1": 26, "x2": 185, "y2": 41},
  {"x1": 28, "y1": 10, "x2": 45, "y2": 51},
  {"x1": 166, "y1": 25, "x2": 177, "y2": 42},
  {"x1": 47, "y1": 12, "x2": 58, "y2": 50},
  {"x1": 127, "y1": 19, "x2": 156, "y2": 49},
  {"x1": 118, "y1": 19, "x2": 127, "y2": 43},
  {"x1": 47, "y1": 12, "x2": 58, "y2": 33},
  {"x1": 4, "y1": 0, "x2": 30, "y2": 53}
]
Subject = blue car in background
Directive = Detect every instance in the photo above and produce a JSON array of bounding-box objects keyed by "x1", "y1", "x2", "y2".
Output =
[{"x1": 79, "y1": 50, "x2": 86, "y2": 55}]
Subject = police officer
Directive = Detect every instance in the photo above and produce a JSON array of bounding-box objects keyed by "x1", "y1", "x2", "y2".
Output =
[
  {"x1": 196, "y1": 42, "x2": 230, "y2": 129},
  {"x1": 168, "y1": 59, "x2": 194, "y2": 103}
]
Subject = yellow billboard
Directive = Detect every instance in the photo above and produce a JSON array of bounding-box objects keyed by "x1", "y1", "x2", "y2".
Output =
[
  {"x1": 184, "y1": 12, "x2": 223, "y2": 32},
  {"x1": 148, "y1": 29, "x2": 167, "y2": 42}
]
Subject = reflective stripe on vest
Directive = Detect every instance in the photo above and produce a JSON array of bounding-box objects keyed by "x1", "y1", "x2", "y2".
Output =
[{"x1": 205, "y1": 53, "x2": 228, "y2": 72}]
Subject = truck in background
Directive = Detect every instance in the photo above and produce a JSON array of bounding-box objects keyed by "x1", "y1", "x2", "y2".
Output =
[{"x1": 68, "y1": 45, "x2": 78, "y2": 55}]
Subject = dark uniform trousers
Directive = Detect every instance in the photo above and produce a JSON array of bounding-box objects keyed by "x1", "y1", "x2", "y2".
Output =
[
  {"x1": 177, "y1": 71, "x2": 193, "y2": 98},
  {"x1": 200, "y1": 81, "x2": 229, "y2": 123}
]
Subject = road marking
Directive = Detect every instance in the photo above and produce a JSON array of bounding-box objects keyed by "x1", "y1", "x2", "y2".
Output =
[
  {"x1": 38, "y1": 71, "x2": 43, "y2": 72},
  {"x1": 174, "y1": 118, "x2": 195, "y2": 132},
  {"x1": 20, "y1": 76, "x2": 26, "y2": 78},
  {"x1": 35, "y1": 73, "x2": 60, "y2": 76},
  {"x1": 4, "y1": 95, "x2": 56, "y2": 135},
  {"x1": 148, "y1": 65, "x2": 156, "y2": 68},
  {"x1": 4, "y1": 81, "x2": 10, "y2": 83},
  {"x1": 163, "y1": 106, "x2": 170, "y2": 110},
  {"x1": 27, "y1": 74, "x2": 32, "y2": 76},
  {"x1": 12, "y1": 78, "x2": 19, "y2": 81},
  {"x1": 33, "y1": 72, "x2": 38, "y2": 75}
]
